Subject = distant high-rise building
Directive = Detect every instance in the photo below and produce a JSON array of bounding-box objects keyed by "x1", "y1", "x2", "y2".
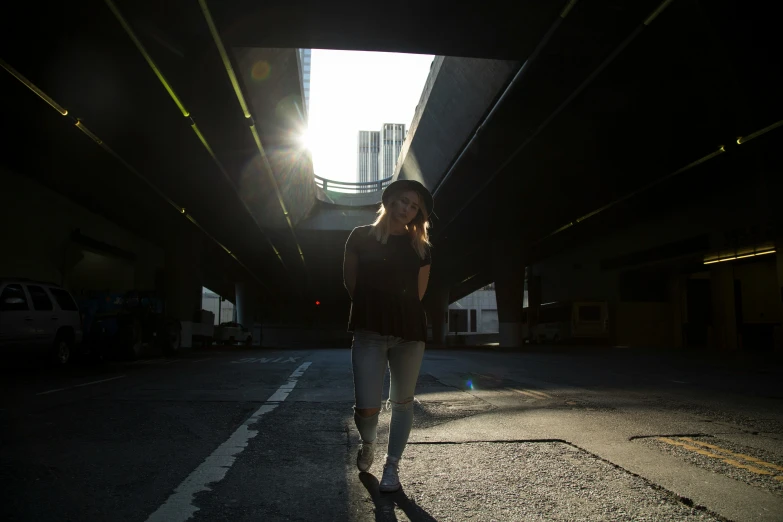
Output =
[
  {"x1": 357, "y1": 130, "x2": 380, "y2": 192},
  {"x1": 379, "y1": 123, "x2": 406, "y2": 180},
  {"x1": 298, "y1": 49, "x2": 311, "y2": 119},
  {"x1": 356, "y1": 123, "x2": 406, "y2": 193}
]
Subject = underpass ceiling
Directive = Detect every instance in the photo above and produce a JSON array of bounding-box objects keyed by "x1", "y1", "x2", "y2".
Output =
[
  {"x1": 1, "y1": 1, "x2": 309, "y2": 298},
  {"x1": 0, "y1": 94, "x2": 175, "y2": 249},
  {"x1": 211, "y1": 0, "x2": 565, "y2": 60},
  {"x1": 429, "y1": 0, "x2": 664, "y2": 244},
  {"x1": 432, "y1": 0, "x2": 782, "y2": 285},
  {"x1": 3, "y1": 0, "x2": 779, "y2": 313}
]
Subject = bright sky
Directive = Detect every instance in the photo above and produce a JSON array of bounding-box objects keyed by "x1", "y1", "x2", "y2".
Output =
[{"x1": 304, "y1": 50, "x2": 434, "y2": 183}]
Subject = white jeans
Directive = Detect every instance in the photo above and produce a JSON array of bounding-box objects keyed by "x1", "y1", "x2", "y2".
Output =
[{"x1": 351, "y1": 330, "x2": 425, "y2": 459}]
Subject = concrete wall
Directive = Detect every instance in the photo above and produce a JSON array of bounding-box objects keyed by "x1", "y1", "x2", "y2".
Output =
[
  {"x1": 534, "y1": 192, "x2": 759, "y2": 304},
  {"x1": 201, "y1": 290, "x2": 236, "y2": 325},
  {"x1": 615, "y1": 303, "x2": 674, "y2": 347},
  {"x1": 0, "y1": 168, "x2": 164, "y2": 293},
  {"x1": 734, "y1": 260, "x2": 780, "y2": 325},
  {"x1": 449, "y1": 289, "x2": 498, "y2": 333},
  {"x1": 531, "y1": 186, "x2": 780, "y2": 350}
]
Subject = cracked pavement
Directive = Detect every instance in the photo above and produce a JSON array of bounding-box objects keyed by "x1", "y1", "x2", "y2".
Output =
[{"x1": 1, "y1": 347, "x2": 781, "y2": 521}]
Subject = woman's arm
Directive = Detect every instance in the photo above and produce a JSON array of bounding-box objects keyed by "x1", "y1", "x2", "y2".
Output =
[
  {"x1": 344, "y1": 250, "x2": 358, "y2": 299},
  {"x1": 418, "y1": 264, "x2": 431, "y2": 301}
]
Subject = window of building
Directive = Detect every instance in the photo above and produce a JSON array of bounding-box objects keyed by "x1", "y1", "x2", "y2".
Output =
[
  {"x1": 481, "y1": 309, "x2": 498, "y2": 333},
  {"x1": 470, "y1": 309, "x2": 477, "y2": 332}
]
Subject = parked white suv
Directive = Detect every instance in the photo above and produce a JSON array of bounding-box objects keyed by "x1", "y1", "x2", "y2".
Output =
[{"x1": 0, "y1": 279, "x2": 83, "y2": 365}]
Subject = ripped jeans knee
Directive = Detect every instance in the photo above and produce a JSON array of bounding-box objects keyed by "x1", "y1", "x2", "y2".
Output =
[
  {"x1": 353, "y1": 405, "x2": 381, "y2": 418},
  {"x1": 386, "y1": 397, "x2": 414, "y2": 412},
  {"x1": 353, "y1": 405, "x2": 380, "y2": 443}
]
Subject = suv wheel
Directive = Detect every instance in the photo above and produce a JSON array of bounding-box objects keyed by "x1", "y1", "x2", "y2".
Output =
[{"x1": 53, "y1": 332, "x2": 72, "y2": 366}]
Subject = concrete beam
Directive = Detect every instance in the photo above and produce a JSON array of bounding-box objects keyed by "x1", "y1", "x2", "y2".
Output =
[
  {"x1": 296, "y1": 203, "x2": 379, "y2": 232},
  {"x1": 233, "y1": 47, "x2": 318, "y2": 231},
  {"x1": 217, "y1": 0, "x2": 563, "y2": 60},
  {"x1": 315, "y1": 187, "x2": 382, "y2": 208},
  {"x1": 394, "y1": 56, "x2": 519, "y2": 192}
]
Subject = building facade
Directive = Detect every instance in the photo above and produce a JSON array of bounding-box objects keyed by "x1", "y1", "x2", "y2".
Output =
[
  {"x1": 379, "y1": 123, "x2": 406, "y2": 180},
  {"x1": 447, "y1": 284, "x2": 499, "y2": 334},
  {"x1": 298, "y1": 49, "x2": 311, "y2": 119},
  {"x1": 356, "y1": 130, "x2": 380, "y2": 192},
  {"x1": 356, "y1": 123, "x2": 406, "y2": 192}
]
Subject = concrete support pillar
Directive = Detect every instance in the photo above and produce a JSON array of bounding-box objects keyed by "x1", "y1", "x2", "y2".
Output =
[
  {"x1": 235, "y1": 281, "x2": 258, "y2": 329},
  {"x1": 494, "y1": 243, "x2": 525, "y2": 348},
  {"x1": 775, "y1": 240, "x2": 783, "y2": 352},
  {"x1": 669, "y1": 274, "x2": 686, "y2": 349},
  {"x1": 710, "y1": 263, "x2": 738, "y2": 352},
  {"x1": 426, "y1": 284, "x2": 450, "y2": 345},
  {"x1": 525, "y1": 266, "x2": 541, "y2": 337},
  {"x1": 164, "y1": 232, "x2": 203, "y2": 322}
]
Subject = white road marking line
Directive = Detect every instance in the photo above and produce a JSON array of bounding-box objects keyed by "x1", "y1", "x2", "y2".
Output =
[
  {"x1": 508, "y1": 387, "x2": 551, "y2": 399},
  {"x1": 35, "y1": 375, "x2": 127, "y2": 396},
  {"x1": 231, "y1": 358, "x2": 257, "y2": 364},
  {"x1": 145, "y1": 361, "x2": 313, "y2": 522},
  {"x1": 508, "y1": 388, "x2": 540, "y2": 399},
  {"x1": 528, "y1": 389, "x2": 552, "y2": 399},
  {"x1": 229, "y1": 356, "x2": 301, "y2": 364},
  {"x1": 190, "y1": 358, "x2": 212, "y2": 363}
]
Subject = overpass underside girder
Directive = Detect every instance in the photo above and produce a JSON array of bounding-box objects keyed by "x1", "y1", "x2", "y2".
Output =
[
  {"x1": 2, "y1": 0, "x2": 780, "y2": 321},
  {"x1": 428, "y1": 0, "x2": 782, "y2": 302}
]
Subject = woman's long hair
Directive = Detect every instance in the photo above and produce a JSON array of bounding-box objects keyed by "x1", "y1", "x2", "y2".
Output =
[{"x1": 370, "y1": 188, "x2": 431, "y2": 260}]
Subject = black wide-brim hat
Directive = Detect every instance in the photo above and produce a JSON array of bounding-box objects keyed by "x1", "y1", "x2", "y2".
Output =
[{"x1": 381, "y1": 179, "x2": 434, "y2": 217}]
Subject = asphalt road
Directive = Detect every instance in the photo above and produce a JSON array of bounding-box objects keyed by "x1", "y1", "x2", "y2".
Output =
[{"x1": 1, "y1": 346, "x2": 782, "y2": 521}]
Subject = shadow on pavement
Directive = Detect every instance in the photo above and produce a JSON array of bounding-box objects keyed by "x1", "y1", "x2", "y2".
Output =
[{"x1": 359, "y1": 471, "x2": 439, "y2": 522}]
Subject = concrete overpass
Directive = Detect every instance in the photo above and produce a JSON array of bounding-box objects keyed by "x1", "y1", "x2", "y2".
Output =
[{"x1": 2, "y1": 0, "x2": 782, "y2": 352}]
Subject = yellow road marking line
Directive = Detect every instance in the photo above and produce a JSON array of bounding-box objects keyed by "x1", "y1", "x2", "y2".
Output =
[
  {"x1": 679, "y1": 437, "x2": 783, "y2": 473},
  {"x1": 657, "y1": 437, "x2": 777, "y2": 476}
]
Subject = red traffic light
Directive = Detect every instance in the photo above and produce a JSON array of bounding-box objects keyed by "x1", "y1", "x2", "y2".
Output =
[{"x1": 315, "y1": 300, "x2": 321, "y2": 306}]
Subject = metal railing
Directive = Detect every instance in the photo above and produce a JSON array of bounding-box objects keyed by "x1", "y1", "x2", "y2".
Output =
[{"x1": 314, "y1": 175, "x2": 392, "y2": 194}]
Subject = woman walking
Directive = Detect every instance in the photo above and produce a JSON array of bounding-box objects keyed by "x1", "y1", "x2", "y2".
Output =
[{"x1": 343, "y1": 179, "x2": 433, "y2": 492}]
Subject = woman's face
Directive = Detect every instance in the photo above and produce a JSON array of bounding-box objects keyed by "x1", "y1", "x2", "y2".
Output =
[{"x1": 389, "y1": 190, "x2": 421, "y2": 227}]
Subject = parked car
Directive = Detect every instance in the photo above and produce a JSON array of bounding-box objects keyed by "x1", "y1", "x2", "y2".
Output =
[
  {"x1": 0, "y1": 278, "x2": 84, "y2": 365},
  {"x1": 214, "y1": 321, "x2": 252, "y2": 346}
]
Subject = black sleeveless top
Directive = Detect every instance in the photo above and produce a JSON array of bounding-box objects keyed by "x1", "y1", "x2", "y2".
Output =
[{"x1": 345, "y1": 225, "x2": 432, "y2": 342}]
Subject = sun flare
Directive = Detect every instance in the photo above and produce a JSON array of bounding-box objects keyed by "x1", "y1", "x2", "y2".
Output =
[{"x1": 297, "y1": 128, "x2": 312, "y2": 151}]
